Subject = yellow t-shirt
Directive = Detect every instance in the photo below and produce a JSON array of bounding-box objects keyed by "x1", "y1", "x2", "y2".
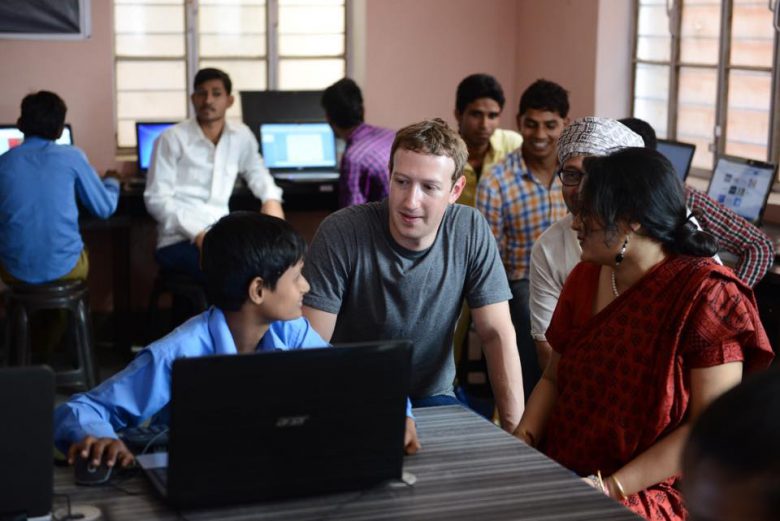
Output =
[{"x1": 458, "y1": 128, "x2": 523, "y2": 207}]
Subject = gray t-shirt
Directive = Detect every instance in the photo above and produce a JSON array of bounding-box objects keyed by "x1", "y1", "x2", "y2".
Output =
[{"x1": 303, "y1": 200, "x2": 511, "y2": 398}]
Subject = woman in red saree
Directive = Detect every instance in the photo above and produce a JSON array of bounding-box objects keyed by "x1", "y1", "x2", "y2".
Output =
[{"x1": 515, "y1": 147, "x2": 774, "y2": 521}]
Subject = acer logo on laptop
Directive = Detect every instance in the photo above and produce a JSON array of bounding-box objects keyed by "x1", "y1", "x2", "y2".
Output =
[{"x1": 275, "y1": 415, "x2": 310, "y2": 427}]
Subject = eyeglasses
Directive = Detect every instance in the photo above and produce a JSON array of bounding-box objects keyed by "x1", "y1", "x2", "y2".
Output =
[{"x1": 557, "y1": 168, "x2": 584, "y2": 187}]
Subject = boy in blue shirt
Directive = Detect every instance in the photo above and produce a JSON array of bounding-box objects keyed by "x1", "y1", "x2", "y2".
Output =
[{"x1": 54, "y1": 212, "x2": 420, "y2": 469}]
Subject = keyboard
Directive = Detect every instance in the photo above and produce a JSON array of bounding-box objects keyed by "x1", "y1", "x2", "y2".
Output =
[{"x1": 119, "y1": 425, "x2": 169, "y2": 453}]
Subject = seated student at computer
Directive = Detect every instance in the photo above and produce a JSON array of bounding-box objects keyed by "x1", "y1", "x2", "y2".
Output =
[
  {"x1": 54, "y1": 212, "x2": 421, "y2": 468},
  {"x1": 618, "y1": 116, "x2": 774, "y2": 287},
  {"x1": 321, "y1": 78, "x2": 394, "y2": 208},
  {"x1": 0, "y1": 90, "x2": 119, "y2": 284},
  {"x1": 144, "y1": 68, "x2": 284, "y2": 281}
]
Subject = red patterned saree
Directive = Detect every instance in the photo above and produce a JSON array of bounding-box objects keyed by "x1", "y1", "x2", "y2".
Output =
[{"x1": 544, "y1": 255, "x2": 774, "y2": 521}]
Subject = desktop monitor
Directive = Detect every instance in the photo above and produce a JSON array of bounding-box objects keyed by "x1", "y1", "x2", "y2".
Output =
[
  {"x1": 260, "y1": 122, "x2": 337, "y2": 175},
  {"x1": 657, "y1": 139, "x2": 696, "y2": 181},
  {"x1": 707, "y1": 155, "x2": 776, "y2": 226},
  {"x1": 135, "y1": 121, "x2": 176, "y2": 173},
  {"x1": 0, "y1": 123, "x2": 73, "y2": 155}
]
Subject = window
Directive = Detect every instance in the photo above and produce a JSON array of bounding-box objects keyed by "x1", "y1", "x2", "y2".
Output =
[
  {"x1": 632, "y1": 0, "x2": 780, "y2": 178},
  {"x1": 114, "y1": 0, "x2": 346, "y2": 148}
]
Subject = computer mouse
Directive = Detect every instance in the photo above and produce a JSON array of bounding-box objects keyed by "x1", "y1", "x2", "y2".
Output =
[{"x1": 74, "y1": 456, "x2": 113, "y2": 486}]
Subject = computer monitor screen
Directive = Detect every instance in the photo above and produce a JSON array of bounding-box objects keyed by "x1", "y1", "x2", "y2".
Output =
[
  {"x1": 656, "y1": 139, "x2": 696, "y2": 181},
  {"x1": 260, "y1": 122, "x2": 337, "y2": 170},
  {"x1": 707, "y1": 155, "x2": 776, "y2": 225},
  {"x1": 0, "y1": 124, "x2": 73, "y2": 155},
  {"x1": 136, "y1": 122, "x2": 176, "y2": 173}
]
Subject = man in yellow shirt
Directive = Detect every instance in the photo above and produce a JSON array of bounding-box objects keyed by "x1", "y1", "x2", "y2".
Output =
[{"x1": 453, "y1": 74, "x2": 522, "y2": 207}]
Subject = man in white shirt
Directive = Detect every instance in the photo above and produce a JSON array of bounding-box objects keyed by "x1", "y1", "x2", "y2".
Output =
[{"x1": 145, "y1": 68, "x2": 284, "y2": 280}]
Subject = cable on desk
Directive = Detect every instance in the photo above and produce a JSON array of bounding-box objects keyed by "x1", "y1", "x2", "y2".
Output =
[{"x1": 51, "y1": 493, "x2": 76, "y2": 521}]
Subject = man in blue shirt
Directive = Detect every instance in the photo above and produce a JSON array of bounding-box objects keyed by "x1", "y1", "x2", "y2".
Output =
[
  {"x1": 0, "y1": 91, "x2": 119, "y2": 284},
  {"x1": 54, "y1": 212, "x2": 420, "y2": 469}
]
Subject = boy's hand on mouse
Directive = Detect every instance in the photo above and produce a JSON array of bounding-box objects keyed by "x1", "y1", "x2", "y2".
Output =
[
  {"x1": 68, "y1": 436, "x2": 135, "y2": 468},
  {"x1": 404, "y1": 417, "x2": 421, "y2": 455}
]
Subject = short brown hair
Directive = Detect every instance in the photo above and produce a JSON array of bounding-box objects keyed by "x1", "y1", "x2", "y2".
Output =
[{"x1": 389, "y1": 118, "x2": 468, "y2": 182}]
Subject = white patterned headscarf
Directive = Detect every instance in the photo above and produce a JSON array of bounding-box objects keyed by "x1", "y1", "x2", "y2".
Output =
[{"x1": 557, "y1": 117, "x2": 645, "y2": 165}]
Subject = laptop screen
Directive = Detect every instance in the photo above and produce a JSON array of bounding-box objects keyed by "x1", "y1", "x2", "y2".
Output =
[
  {"x1": 657, "y1": 139, "x2": 696, "y2": 181},
  {"x1": 260, "y1": 122, "x2": 337, "y2": 170},
  {"x1": 707, "y1": 155, "x2": 776, "y2": 225},
  {"x1": 136, "y1": 122, "x2": 176, "y2": 173},
  {"x1": 0, "y1": 124, "x2": 73, "y2": 156}
]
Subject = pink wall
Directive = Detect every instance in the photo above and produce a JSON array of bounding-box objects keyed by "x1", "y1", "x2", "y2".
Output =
[
  {"x1": 0, "y1": 1, "x2": 627, "y2": 171},
  {"x1": 0, "y1": 1, "x2": 116, "y2": 171},
  {"x1": 363, "y1": 0, "x2": 521, "y2": 132},
  {"x1": 514, "y1": 0, "x2": 600, "y2": 120}
]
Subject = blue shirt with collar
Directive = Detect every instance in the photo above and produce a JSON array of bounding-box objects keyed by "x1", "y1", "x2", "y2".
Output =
[
  {"x1": 53, "y1": 307, "x2": 413, "y2": 452},
  {"x1": 0, "y1": 136, "x2": 119, "y2": 283}
]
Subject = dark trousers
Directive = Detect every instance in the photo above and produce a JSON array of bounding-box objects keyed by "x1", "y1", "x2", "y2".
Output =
[
  {"x1": 154, "y1": 241, "x2": 204, "y2": 284},
  {"x1": 509, "y1": 279, "x2": 540, "y2": 402}
]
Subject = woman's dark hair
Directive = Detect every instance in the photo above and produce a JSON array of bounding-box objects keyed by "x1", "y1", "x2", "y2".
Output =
[
  {"x1": 201, "y1": 212, "x2": 307, "y2": 311},
  {"x1": 683, "y1": 368, "x2": 780, "y2": 517},
  {"x1": 455, "y1": 74, "x2": 505, "y2": 113},
  {"x1": 18, "y1": 91, "x2": 67, "y2": 140},
  {"x1": 580, "y1": 147, "x2": 718, "y2": 257},
  {"x1": 321, "y1": 78, "x2": 364, "y2": 129}
]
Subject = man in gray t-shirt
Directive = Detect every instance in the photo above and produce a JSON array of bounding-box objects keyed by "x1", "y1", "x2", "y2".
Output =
[{"x1": 303, "y1": 119, "x2": 525, "y2": 433}]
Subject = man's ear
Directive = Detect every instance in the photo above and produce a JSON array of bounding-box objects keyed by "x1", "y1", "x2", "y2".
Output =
[
  {"x1": 247, "y1": 276, "x2": 265, "y2": 305},
  {"x1": 448, "y1": 175, "x2": 466, "y2": 203},
  {"x1": 226, "y1": 94, "x2": 235, "y2": 109}
]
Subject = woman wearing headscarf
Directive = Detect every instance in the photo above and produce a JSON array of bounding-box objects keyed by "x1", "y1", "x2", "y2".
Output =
[{"x1": 516, "y1": 145, "x2": 773, "y2": 520}]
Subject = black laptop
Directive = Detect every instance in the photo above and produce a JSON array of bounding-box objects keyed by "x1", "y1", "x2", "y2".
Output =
[
  {"x1": 0, "y1": 366, "x2": 54, "y2": 520},
  {"x1": 657, "y1": 139, "x2": 696, "y2": 181},
  {"x1": 137, "y1": 341, "x2": 411, "y2": 509}
]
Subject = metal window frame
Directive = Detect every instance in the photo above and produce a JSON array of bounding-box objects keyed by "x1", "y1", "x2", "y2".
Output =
[
  {"x1": 632, "y1": 0, "x2": 780, "y2": 183},
  {"x1": 115, "y1": 0, "x2": 349, "y2": 149}
]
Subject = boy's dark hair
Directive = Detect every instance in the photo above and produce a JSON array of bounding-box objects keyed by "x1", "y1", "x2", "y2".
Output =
[
  {"x1": 619, "y1": 117, "x2": 657, "y2": 149},
  {"x1": 455, "y1": 74, "x2": 505, "y2": 113},
  {"x1": 194, "y1": 68, "x2": 232, "y2": 95},
  {"x1": 518, "y1": 79, "x2": 569, "y2": 119},
  {"x1": 201, "y1": 212, "x2": 307, "y2": 312},
  {"x1": 321, "y1": 78, "x2": 364, "y2": 129},
  {"x1": 683, "y1": 368, "x2": 780, "y2": 518},
  {"x1": 17, "y1": 91, "x2": 67, "y2": 140}
]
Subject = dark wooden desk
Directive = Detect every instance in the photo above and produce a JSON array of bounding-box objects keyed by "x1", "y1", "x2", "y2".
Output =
[
  {"x1": 79, "y1": 180, "x2": 337, "y2": 350},
  {"x1": 52, "y1": 406, "x2": 639, "y2": 520}
]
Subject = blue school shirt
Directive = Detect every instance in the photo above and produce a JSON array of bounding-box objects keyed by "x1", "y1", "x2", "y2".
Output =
[
  {"x1": 53, "y1": 308, "x2": 327, "y2": 452},
  {"x1": 53, "y1": 308, "x2": 412, "y2": 452},
  {"x1": 0, "y1": 137, "x2": 119, "y2": 283}
]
